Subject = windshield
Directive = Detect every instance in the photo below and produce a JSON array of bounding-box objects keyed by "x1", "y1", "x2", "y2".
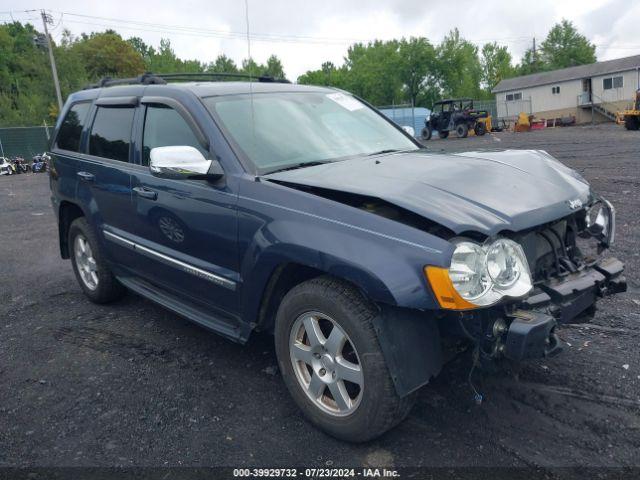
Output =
[{"x1": 204, "y1": 91, "x2": 418, "y2": 174}]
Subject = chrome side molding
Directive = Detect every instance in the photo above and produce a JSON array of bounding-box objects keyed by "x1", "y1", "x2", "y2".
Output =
[{"x1": 103, "y1": 230, "x2": 236, "y2": 290}]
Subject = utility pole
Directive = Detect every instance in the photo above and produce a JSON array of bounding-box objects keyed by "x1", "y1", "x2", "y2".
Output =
[
  {"x1": 532, "y1": 37, "x2": 537, "y2": 66},
  {"x1": 40, "y1": 10, "x2": 63, "y2": 113}
]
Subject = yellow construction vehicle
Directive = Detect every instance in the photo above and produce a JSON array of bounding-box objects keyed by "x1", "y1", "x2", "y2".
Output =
[{"x1": 619, "y1": 89, "x2": 640, "y2": 130}]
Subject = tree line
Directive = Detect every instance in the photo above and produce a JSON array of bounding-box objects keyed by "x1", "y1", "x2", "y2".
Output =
[{"x1": 0, "y1": 19, "x2": 596, "y2": 127}]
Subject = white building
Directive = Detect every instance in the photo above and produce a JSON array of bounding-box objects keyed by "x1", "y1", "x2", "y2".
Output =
[{"x1": 492, "y1": 55, "x2": 640, "y2": 124}]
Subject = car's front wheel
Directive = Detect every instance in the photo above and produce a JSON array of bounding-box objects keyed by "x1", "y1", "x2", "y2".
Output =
[{"x1": 275, "y1": 276, "x2": 416, "y2": 442}]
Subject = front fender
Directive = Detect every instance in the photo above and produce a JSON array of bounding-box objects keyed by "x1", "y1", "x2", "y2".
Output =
[{"x1": 238, "y1": 209, "x2": 452, "y2": 325}]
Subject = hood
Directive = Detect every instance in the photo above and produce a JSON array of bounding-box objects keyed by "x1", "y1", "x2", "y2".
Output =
[{"x1": 264, "y1": 149, "x2": 591, "y2": 236}]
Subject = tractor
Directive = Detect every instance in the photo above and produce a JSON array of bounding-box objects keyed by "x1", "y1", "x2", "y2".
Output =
[
  {"x1": 620, "y1": 89, "x2": 640, "y2": 131},
  {"x1": 421, "y1": 98, "x2": 491, "y2": 140}
]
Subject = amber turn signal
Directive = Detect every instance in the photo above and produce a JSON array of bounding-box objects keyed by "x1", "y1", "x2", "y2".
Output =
[{"x1": 424, "y1": 266, "x2": 478, "y2": 310}]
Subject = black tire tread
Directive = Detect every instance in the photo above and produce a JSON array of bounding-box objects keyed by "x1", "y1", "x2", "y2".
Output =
[{"x1": 277, "y1": 275, "x2": 416, "y2": 442}]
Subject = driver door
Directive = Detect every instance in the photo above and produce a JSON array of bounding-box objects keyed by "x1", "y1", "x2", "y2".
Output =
[{"x1": 124, "y1": 99, "x2": 240, "y2": 320}]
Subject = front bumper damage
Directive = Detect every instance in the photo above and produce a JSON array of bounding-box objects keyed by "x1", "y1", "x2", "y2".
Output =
[{"x1": 448, "y1": 257, "x2": 626, "y2": 363}]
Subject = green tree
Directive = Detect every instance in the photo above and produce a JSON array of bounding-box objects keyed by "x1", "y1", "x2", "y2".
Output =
[
  {"x1": 397, "y1": 37, "x2": 436, "y2": 106},
  {"x1": 207, "y1": 54, "x2": 239, "y2": 73},
  {"x1": 435, "y1": 29, "x2": 483, "y2": 99},
  {"x1": 540, "y1": 19, "x2": 596, "y2": 69},
  {"x1": 241, "y1": 57, "x2": 264, "y2": 77},
  {"x1": 517, "y1": 46, "x2": 545, "y2": 75},
  {"x1": 72, "y1": 31, "x2": 144, "y2": 78},
  {"x1": 264, "y1": 54, "x2": 286, "y2": 79},
  {"x1": 298, "y1": 61, "x2": 347, "y2": 88},
  {"x1": 0, "y1": 22, "x2": 53, "y2": 126},
  {"x1": 481, "y1": 42, "x2": 514, "y2": 93},
  {"x1": 343, "y1": 40, "x2": 402, "y2": 105}
]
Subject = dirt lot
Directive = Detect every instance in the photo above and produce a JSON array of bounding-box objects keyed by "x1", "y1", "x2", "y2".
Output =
[{"x1": 0, "y1": 123, "x2": 638, "y2": 471}]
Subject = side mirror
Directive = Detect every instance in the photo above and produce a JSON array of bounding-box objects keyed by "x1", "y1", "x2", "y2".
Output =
[
  {"x1": 402, "y1": 126, "x2": 415, "y2": 137},
  {"x1": 149, "y1": 146, "x2": 223, "y2": 180}
]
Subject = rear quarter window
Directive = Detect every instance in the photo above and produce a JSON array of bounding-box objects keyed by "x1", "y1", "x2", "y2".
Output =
[
  {"x1": 88, "y1": 107, "x2": 135, "y2": 162},
  {"x1": 56, "y1": 102, "x2": 91, "y2": 152}
]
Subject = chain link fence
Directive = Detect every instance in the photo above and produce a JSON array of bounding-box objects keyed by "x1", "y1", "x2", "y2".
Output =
[{"x1": 0, "y1": 126, "x2": 52, "y2": 158}]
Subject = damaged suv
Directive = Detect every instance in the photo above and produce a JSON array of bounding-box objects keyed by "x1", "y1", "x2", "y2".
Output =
[{"x1": 50, "y1": 75, "x2": 626, "y2": 442}]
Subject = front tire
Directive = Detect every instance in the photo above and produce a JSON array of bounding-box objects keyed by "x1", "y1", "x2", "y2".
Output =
[
  {"x1": 69, "y1": 217, "x2": 126, "y2": 304},
  {"x1": 421, "y1": 125, "x2": 432, "y2": 141},
  {"x1": 274, "y1": 276, "x2": 416, "y2": 442}
]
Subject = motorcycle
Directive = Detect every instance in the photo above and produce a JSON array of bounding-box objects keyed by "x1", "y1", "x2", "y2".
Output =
[
  {"x1": 32, "y1": 153, "x2": 49, "y2": 173},
  {"x1": 11, "y1": 156, "x2": 30, "y2": 174}
]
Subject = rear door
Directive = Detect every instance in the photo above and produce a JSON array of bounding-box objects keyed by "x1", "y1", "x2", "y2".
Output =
[
  {"x1": 77, "y1": 97, "x2": 138, "y2": 266},
  {"x1": 124, "y1": 96, "x2": 240, "y2": 319}
]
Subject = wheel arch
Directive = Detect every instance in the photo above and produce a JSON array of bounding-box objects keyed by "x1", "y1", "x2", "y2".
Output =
[{"x1": 58, "y1": 201, "x2": 86, "y2": 259}]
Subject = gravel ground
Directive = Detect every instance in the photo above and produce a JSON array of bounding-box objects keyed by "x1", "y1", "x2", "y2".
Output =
[{"x1": 0, "y1": 123, "x2": 638, "y2": 471}]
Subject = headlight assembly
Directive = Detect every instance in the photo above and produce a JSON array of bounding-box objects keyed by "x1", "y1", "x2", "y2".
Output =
[
  {"x1": 585, "y1": 198, "x2": 615, "y2": 246},
  {"x1": 426, "y1": 238, "x2": 533, "y2": 310}
]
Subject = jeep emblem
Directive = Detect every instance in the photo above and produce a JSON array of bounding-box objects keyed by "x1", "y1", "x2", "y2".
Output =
[{"x1": 567, "y1": 198, "x2": 583, "y2": 210}]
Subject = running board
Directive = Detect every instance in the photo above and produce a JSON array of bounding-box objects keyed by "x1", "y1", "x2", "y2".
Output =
[{"x1": 117, "y1": 276, "x2": 247, "y2": 343}]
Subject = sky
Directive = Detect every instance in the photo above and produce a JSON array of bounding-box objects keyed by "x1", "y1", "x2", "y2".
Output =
[{"x1": 2, "y1": 0, "x2": 640, "y2": 80}]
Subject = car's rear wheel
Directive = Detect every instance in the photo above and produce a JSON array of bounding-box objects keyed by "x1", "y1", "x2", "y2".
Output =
[
  {"x1": 456, "y1": 123, "x2": 469, "y2": 138},
  {"x1": 274, "y1": 276, "x2": 416, "y2": 442},
  {"x1": 69, "y1": 217, "x2": 125, "y2": 304}
]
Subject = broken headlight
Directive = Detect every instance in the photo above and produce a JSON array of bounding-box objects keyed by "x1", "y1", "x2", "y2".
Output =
[
  {"x1": 585, "y1": 198, "x2": 615, "y2": 246},
  {"x1": 425, "y1": 238, "x2": 533, "y2": 310}
]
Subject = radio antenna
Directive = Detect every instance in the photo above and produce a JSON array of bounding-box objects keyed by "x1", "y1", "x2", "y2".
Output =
[
  {"x1": 244, "y1": 0, "x2": 257, "y2": 148},
  {"x1": 244, "y1": 0, "x2": 252, "y2": 75}
]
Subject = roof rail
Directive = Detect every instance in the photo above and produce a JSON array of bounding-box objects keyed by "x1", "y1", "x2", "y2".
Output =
[
  {"x1": 83, "y1": 72, "x2": 167, "y2": 90},
  {"x1": 83, "y1": 71, "x2": 290, "y2": 90},
  {"x1": 158, "y1": 72, "x2": 290, "y2": 83}
]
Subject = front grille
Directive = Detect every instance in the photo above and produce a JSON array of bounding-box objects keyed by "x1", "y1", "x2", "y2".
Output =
[{"x1": 514, "y1": 215, "x2": 600, "y2": 284}]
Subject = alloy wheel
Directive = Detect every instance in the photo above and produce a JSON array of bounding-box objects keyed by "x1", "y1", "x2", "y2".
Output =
[
  {"x1": 74, "y1": 234, "x2": 99, "y2": 290},
  {"x1": 289, "y1": 311, "x2": 364, "y2": 417}
]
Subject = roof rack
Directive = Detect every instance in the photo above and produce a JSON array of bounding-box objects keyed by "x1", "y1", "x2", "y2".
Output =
[{"x1": 83, "y1": 72, "x2": 290, "y2": 90}]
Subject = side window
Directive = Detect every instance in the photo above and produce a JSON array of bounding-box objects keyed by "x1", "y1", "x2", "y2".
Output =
[
  {"x1": 613, "y1": 76, "x2": 623, "y2": 89},
  {"x1": 56, "y1": 102, "x2": 91, "y2": 152},
  {"x1": 88, "y1": 107, "x2": 135, "y2": 162},
  {"x1": 142, "y1": 104, "x2": 207, "y2": 166}
]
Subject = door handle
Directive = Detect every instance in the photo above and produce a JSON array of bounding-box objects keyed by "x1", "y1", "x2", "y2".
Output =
[
  {"x1": 77, "y1": 171, "x2": 95, "y2": 182},
  {"x1": 133, "y1": 186, "x2": 158, "y2": 200}
]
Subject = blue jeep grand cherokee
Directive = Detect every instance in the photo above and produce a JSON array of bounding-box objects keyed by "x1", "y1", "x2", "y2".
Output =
[{"x1": 50, "y1": 74, "x2": 626, "y2": 442}]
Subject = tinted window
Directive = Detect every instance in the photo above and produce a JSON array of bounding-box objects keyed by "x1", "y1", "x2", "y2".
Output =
[
  {"x1": 56, "y1": 102, "x2": 91, "y2": 151},
  {"x1": 142, "y1": 105, "x2": 206, "y2": 165},
  {"x1": 603, "y1": 78, "x2": 613, "y2": 90},
  {"x1": 89, "y1": 107, "x2": 134, "y2": 162}
]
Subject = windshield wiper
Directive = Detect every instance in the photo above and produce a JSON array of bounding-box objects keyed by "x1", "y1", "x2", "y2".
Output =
[
  {"x1": 266, "y1": 161, "x2": 331, "y2": 174},
  {"x1": 366, "y1": 149, "x2": 401, "y2": 156}
]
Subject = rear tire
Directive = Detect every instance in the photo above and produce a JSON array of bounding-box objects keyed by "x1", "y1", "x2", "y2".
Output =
[
  {"x1": 474, "y1": 122, "x2": 487, "y2": 136},
  {"x1": 456, "y1": 123, "x2": 469, "y2": 138},
  {"x1": 274, "y1": 276, "x2": 416, "y2": 442},
  {"x1": 624, "y1": 116, "x2": 639, "y2": 130},
  {"x1": 69, "y1": 217, "x2": 126, "y2": 304}
]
